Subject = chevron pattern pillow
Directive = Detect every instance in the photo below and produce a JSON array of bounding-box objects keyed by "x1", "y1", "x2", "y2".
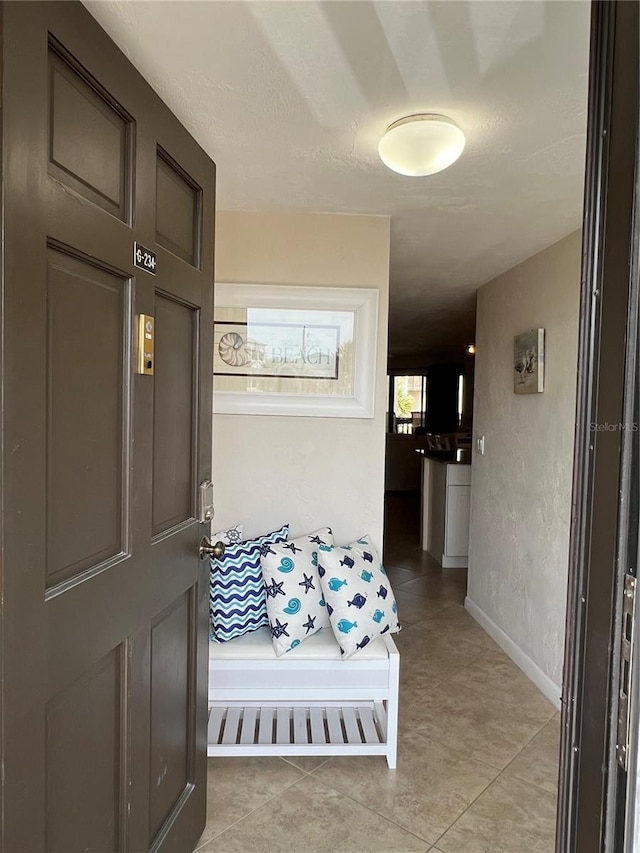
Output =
[
  {"x1": 211, "y1": 524, "x2": 244, "y2": 546},
  {"x1": 210, "y1": 524, "x2": 289, "y2": 642}
]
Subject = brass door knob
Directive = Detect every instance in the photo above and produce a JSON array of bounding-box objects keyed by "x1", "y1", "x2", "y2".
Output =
[{"x1": 199, "y1": 537, "x2": 225, "y2": 560}]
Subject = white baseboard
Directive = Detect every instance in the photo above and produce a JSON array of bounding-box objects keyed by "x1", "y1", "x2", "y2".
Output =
[{"x1": 465, "y1": 596, "x2": 562, "y2": 710}]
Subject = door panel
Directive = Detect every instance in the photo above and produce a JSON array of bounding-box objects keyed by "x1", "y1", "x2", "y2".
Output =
[
  {"x1": 1, "y1": 3, "x2": 215, "y2": 851},
  {"x1": 48, "y1": 40, "x2": 133, "y2": 221},
  {"x1": 46, "y1": 249, "x2": 129, "y2": 589},
  {"x1": 156, "y1": 149, "x2": 202, "y2": 267},
  {"x1": 149, "y1": 592, "x2": 194, "y2": 845},
  {"x1": 46, "y1": 647, "x2": 124, "y2": 853},
  {"x1": 152, "y1": 294, "x2": 197, "y2": 538}
]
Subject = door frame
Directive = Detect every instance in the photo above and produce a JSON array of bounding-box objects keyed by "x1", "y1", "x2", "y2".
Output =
[{"x1": 558, "y1": 1, "x2": 639, "y2": 850}]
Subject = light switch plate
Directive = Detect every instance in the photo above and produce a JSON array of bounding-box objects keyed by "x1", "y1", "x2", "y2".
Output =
[{"x1": 476, "y1": 435, "x2": 485, "y2": 455}]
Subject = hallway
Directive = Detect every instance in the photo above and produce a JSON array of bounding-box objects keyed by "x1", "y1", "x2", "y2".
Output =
[{"x1": 199, "y1": 493, "x2": 559, "y2": 852}]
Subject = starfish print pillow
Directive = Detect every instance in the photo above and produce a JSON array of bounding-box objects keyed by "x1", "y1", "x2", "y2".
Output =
[
  {"x1": 317, "y1": 534, "x2": 400, "y2": 659},
  {"x1": 260, "y1": 527, "x2": 334, "y2": 656}
]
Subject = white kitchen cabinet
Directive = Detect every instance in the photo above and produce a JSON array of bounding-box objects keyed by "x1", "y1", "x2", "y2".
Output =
[
  {"x1": 445, "y1": 484, "x2": 470, "y2": 557},
  {"x1": 421, "y1": 458, "x2": 471, "y2": 568}
]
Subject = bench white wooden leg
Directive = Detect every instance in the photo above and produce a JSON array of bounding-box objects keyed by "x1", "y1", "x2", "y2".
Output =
[{"x1": 384, "y1": 635, "x2": 400, "y2": 769}]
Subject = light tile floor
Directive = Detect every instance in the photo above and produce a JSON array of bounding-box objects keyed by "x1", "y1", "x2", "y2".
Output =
[{"x1": 198, "y1": 493, "x2": 559, "y2": 853}]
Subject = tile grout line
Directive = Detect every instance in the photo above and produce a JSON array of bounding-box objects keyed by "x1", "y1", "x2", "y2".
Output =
[
  {"x1": 490, "y1": 716, "x2": 561, "y2": 798},
  {"x1": 407, "y1": 719, "x2": 558, "y2": 790},
  {"x1": 427, "y1": 726, "x2": 559, "y2": 851},
  {"x1": 398, "y1": 646, "x2": 507, "y2": 708},
  {"x1": 194, "y1": 771, "x2": 307, "y2": 850},
  {"x1": 408, "y1": 673, "x2": 557, "y2": 722},
  {"x1": 279, "y1": 756, "x2": 331, "y2": 774},
  {"x1": 428, "y1": 766, "x2": 502, "y2": 850},
  {"x1": 401, "y1": 684, "x2": 556, "y2": 775},
  {"x1": 406, "y1": 727, "x2": 506, "y2": 777},
  {"x1": 305, "y1": 770, "x2": 436, "y2": 849},
  {"x1": 396, "y1": 641, "x2": 494, "y2": 712},
  {"x1": 311, "y1": 755, "x2": 489, "y2": 853},
  {"x1": 497, "y1": 767, "x2": 559, "y2": 798},
  {"x1": 409, "y1": 614, "x2": 500, "y2": 643}
]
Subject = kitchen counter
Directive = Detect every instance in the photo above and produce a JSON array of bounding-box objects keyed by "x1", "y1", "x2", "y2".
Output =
[
  {"x1": 420, "y1": 456, "x2": 471, "y2": 567},
  {"x1": 416, "y1": 448, "x2": 472, "y2": 465}
]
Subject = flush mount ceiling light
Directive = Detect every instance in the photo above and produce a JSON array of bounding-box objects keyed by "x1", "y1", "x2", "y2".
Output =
[{"x1": 378, "y1": 114, "x2": 465, "y2": 177}]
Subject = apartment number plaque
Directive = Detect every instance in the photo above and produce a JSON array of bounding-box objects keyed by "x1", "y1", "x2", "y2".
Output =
[{"x1": 133, "y1": 242, "x2": 157, "y2": 275}]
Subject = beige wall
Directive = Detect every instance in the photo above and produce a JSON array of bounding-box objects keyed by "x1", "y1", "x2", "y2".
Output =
[
  {"x1": 467, "y1": 230, "x2": 581, "y2": 702},
  {"x1": 212, "y1": 211, "x2": 390, "y2": 551}
]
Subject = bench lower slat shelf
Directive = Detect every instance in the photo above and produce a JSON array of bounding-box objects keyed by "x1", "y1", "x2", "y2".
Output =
[{"x1": 207, "y1": 703, "x2": 389, "y2": 757}]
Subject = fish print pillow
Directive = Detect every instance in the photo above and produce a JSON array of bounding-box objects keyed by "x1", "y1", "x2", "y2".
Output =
[
  {"x1": 317, "y1": 534, "x2": 400, "y2": 659},
  {"x1": 260, "y1": 527, "x2": 334, "y2": 656}
]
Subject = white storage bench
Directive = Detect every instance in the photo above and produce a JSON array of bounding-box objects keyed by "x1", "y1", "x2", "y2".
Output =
[{"x1": 208, "y1": 627, "x2": 399, "y2": 769}]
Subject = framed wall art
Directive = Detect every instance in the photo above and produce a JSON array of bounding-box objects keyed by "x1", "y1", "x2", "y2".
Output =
[
  {"x1": 213, "y1": 283, "x2": 379, "y2": 418},
  {"x1": 514, "y1": 328, "x2": 545, "y2": 394}
]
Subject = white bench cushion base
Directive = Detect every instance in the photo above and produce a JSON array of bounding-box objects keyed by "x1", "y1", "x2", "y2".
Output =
[{"x1": 209, "y1": 626, "x2": 389, "y2": 661}]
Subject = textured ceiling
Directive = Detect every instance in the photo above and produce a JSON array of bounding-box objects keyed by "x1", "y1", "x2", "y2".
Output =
[{"x1": 85, "y1": 0, "x2": 591, "y2": 361}]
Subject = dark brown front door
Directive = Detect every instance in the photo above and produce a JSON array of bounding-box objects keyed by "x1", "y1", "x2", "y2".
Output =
[{"x1": 0, "y1": 3, "x2": 215, "y2": 850}]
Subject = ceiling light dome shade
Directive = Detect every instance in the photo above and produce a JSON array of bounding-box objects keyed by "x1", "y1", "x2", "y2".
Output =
[{"x1": 378, "y1": 114, "x2": 465, "y2": 177}]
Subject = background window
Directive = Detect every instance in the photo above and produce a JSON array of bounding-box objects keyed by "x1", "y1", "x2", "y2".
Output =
[{"x1": 387, "y1": 374, "x2": 427, "y2": 434}]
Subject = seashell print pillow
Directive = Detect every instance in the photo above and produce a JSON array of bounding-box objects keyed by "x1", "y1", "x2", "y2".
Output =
[
  {"x1": 317, "y1": 534, "x2": 400, "y2": 659},
  {"x1": 259, "y1": 528, "x2": 334, "y2": 656}
]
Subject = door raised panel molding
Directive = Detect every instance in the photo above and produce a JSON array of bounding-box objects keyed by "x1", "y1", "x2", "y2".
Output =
[
  {"x1": 46, "y1": 646, "x2": 125, "y2": 853},
  {"x1": 48, "y1": 39, "x2": 134, "y2": 223},
  {"x1": 156, "y1": 147, "x2": 202, "y2": 267},
  {"x1": 46, "y1": 247, "x2": 131, "y2": 591},
  {"x1": 149, "y1": 590, "x2": 196, "y2": 845},
  {"x1": 152, "y1": 293, "x2": 197, "y2": 538}
]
